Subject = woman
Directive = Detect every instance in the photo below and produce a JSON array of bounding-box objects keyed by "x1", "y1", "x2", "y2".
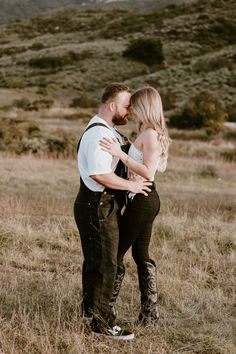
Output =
[{"x1": 99, "y1": 86, "x2": 171, "y2": 325}]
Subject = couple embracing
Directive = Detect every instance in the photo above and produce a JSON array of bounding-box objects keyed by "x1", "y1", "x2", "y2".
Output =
[{"x1": 74, "y1": 83, "x2": 170, "y2": 340}]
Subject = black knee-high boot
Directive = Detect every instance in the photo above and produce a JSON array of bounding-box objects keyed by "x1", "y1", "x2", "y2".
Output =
[
  {"x1": 137, "y1": 259, "x2": 159, "y2": 325},
  {"x1": 109, "y1": 265, "x2": 125, "y2": 316}
]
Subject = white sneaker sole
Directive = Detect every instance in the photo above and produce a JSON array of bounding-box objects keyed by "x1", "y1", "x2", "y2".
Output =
[{"x1": 93, "y1": 331, "x2": 134, "y2": 340}]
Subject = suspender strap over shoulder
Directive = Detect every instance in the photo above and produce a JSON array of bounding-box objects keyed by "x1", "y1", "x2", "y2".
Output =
[
  {"x1": 77, "y1": 122, "x2": 110, "y2": 153},
  {"x1": 77, "y1": 122, "x2": 129, "y2": 153},
  {"x1": 77, "y1": 121, "x2": 130, "y2": 183}
]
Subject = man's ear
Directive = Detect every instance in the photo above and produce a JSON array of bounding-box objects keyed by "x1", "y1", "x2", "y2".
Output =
[{"x1": 108, "y1": 101, "x2": 116, "y2": 112}]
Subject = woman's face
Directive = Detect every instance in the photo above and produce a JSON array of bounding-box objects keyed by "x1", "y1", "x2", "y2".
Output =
[{"x1": 130, "y1": 106, "x2": 142, "y2": 124}]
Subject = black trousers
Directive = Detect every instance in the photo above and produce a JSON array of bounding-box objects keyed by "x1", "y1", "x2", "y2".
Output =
[
  {"x1": 117, "y1": 183, "x2": 160, "y2": 267},
  {"x1": 74, "y1": 180, "x2": 124, "y2": 330}
]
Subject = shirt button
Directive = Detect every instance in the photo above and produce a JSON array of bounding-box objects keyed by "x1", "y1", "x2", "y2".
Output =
[
  {"x1": 103, "y1": 191, "x2": 107, "y2": 195},
  {"x1": 100, "y1": 202, "x2": 103, "y2": 205}
]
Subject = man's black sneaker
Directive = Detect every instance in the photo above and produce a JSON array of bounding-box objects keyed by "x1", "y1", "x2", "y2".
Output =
[{"x1": 92, "y1": 325, "x2": 134, "y2": 340}]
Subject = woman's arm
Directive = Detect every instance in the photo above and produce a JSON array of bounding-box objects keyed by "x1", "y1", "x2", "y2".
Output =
[{"x1": 99, "y1": 129, "x2": 161, "y2": 180}]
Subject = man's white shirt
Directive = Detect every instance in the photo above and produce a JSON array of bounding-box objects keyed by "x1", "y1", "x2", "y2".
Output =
[{"x1": 78, "y1": 115, "x2": 123, "y2": 191}]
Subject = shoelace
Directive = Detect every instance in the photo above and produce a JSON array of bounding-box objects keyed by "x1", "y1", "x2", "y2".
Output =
[{"x1": 108, "y1": 325, "x2": 122, "y2": 335}]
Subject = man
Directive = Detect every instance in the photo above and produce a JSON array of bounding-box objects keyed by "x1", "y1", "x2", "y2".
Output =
[{"x1": 74, "y1": 83, "x2": 150, "y2": 340}]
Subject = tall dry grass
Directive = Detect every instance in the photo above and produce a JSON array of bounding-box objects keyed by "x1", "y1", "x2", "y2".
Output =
[{"x1": 0, "y1": 145, "x2": 235, "y2": 353}]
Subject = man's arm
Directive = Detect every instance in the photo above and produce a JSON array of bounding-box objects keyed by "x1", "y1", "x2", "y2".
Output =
[{"x1": 91, "y1": 172, "x2": 151, "y2": 195}]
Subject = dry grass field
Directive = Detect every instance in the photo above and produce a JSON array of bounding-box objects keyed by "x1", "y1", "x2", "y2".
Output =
[
  {"x1": 0, "y1": 0, "x2": 235, "y2": 351},
  {"x1": 0, "y1": 131, "x2": 235, "y2": 353}
]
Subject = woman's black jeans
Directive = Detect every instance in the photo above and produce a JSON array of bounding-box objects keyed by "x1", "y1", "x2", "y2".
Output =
[{"x1": 117, "y1": 183, "x2": 160, "y2": 267}]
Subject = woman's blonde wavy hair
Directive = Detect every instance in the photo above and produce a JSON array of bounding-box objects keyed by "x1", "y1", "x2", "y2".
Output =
[{"x1": 131, "y1": 86, "x2": 171, "y2": 172}]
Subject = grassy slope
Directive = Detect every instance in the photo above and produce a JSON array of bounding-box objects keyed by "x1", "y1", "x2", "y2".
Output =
[
  {"x1": 0, "y1": 0, "x2": 235, "y2": 110},
  {"x1": 0, "y1": 0, "x2": 199, "y2": 24}
]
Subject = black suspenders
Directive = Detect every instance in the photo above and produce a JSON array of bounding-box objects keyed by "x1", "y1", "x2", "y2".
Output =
[
  {"x1": 76, "y1": 122, "x2": 110, "y2": 153},
  {"x1": 76, "y1": 122, "x2": 130, "y2": 180},
  {"x1": 76, "y1": 123, "x2": 128, "y2": 153}
]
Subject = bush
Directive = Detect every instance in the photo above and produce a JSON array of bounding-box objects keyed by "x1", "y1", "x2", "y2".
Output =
[
  {"x1": 226, "y1": 102, "x2": 236, "y2": 122},
  {"x1": 221, "y1": 148, "x2": 236, "y2": 162},
  {"x1": 46, "y1": 131, "x2": 77, "y2": 156},
  {"x1": 0, "y1": 117, "x2": 77, "y2": 156},
  {"x1": 197, "y1": 163, "x2": 219, "y2": 178},
  {"x1": 13, "y1": 98, "x2": 53, "y2": 111},
  {"x1": 70, "y1": 93, "x2": 98, "y2": 109},
  {"x1": 0, "y1": 117, "x2": 42, "y2": 154},
  {"x1": 168, "y1": 91, "x2": 227, "y2": 135},
  {"x1": 193, "y1": 56, "x2": 234, "y2": 73},
  {"x1": 27, "y1": 99, "x2": 54, "y2": 111},
  {"x1": 224, "y1": 130, "x2": 236, "y2": 139},
  {"x1": 0, "y1": 46, "x2": 26, "y2": 57},
  {"x1": 30, "y1": 42, "x2": 44, "y2": 50},
  {"x1": 160, "y1": 89, "x2": 177, "y2": 110},
  {"x1": 27, "y1": 123, "x2": 40, "y2": 136},
  {"x1": 64, "y1": 112, "x2": 92, "y2": 120},
  {"x1": 28, "y1": 50, "x2": 92, "y2": 70},
  {"x1": 209, "y1": 17, "x2": 236, "y2": 45},
  {"x1": 123, "y1": 38, "x2": 164, "y2": 66},
  {"x1": 13, "y1": 98, "x2": 31, "y2": 109}
]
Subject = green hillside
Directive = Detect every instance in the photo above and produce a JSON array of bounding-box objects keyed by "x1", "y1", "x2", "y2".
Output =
[
  {"x1": 1, "y1": 0, "x2": 235, "y2": 103},
  {"x1": 0, "y1": 0, "x2": 235, "y2": 154},
  {"x1": 0, "y1": 0, "x2": 199, "y2": 24}
]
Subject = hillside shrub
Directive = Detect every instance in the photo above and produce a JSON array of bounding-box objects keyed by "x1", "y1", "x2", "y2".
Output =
[
  {"x1": 220, "y1": 148, "x2": 236, "y2": 162},
  {"x1": 226, "y1": 103, "x2": 236, "y2": 122},
  {"x1": 46, "y1": 131, "x2": 76, "y2": 157},
  {"x1": 197, "y1": 163, "x2": 219, "y2": 178},
  {"x1": 70, "y1": 93, "x2": 98, "y2": 109},
  {"x1": 99, "y1": 10, "x2": 164, "y2": 39},
  {"x1": 0, "y1": 117, "x2": 42, "y2": 154},
  {"x1": 193, "y1": 56, "x2": 234, "y2": 73},
  {"x1": 13, "y1": 98, "x2": 53, "y2": 111},
  {"x1": 129, "y1": 131, "x2": 137, "y2": 141},
  {"x1": 28, "y1": 50, "x2": 92, "y2": 69},
  {"x1": 64, "y1": 112, "x2": 92, "y2": 120},
  {"x1": 210, "y1": 17, "x2": 236, "y2": 45},
  {"x1": 195, "y1": 17, "x2": 236, "y2": 47},
  {"x1": 160, "y1": 89, "x2": 177, "y2": 110},
  {"x1": 0, "y1": 117, "x2": 76, "y2": 156},
  {"x1": 7, "y1": 10, "x2": 95, "y2": 39},
  {"x1": 123, "y1": 38, "x2": 164, "y2": 66},
  {"x1": 13, "y1": 98, "x2": 30, "y2": 109},
  {"x1": 30, "y1": 42, "x2": 44, "y2": 50},
  {"x1": 168, "y1": 91, "x2": 227, "y2": 135},
  {"x1": 224, "y1": 130, "x2": 236, "y2": 139},
  {"x1": 0, "y1": 71, "x2": 7, "y2": 88},
  {"x1": 28, "y1": 99, "x2": 54, "y2": 111},
  {"x1": 0, "y1": 46, "x2": 26, "y2": 57}
]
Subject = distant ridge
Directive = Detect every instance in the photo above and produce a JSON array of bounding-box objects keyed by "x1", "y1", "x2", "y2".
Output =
[{"x1": 0, "y1": 0, "x2": 199, "y2": 24}]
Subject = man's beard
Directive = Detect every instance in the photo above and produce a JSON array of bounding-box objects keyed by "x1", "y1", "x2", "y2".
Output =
[{"x1": 112, "y1": 111, "x2": 127, "y2": 126}]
